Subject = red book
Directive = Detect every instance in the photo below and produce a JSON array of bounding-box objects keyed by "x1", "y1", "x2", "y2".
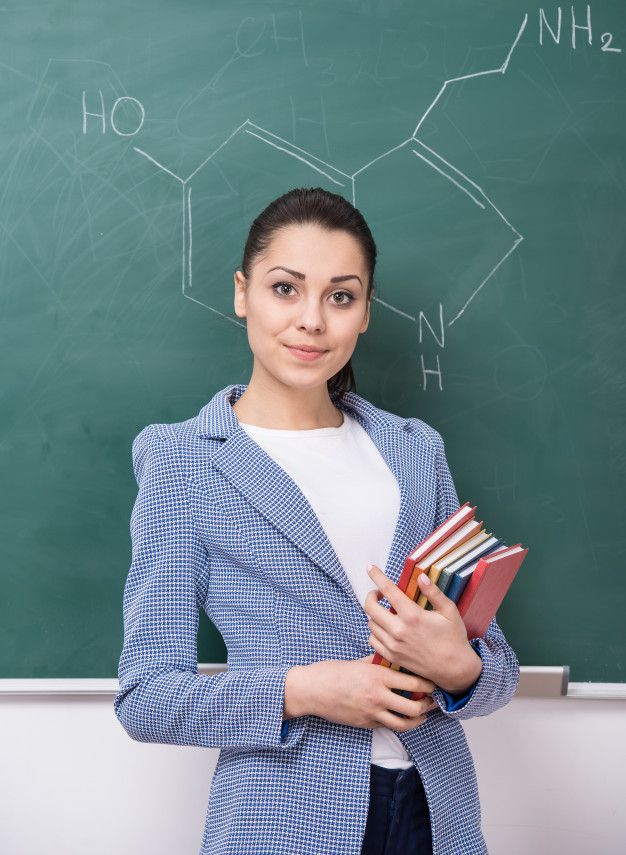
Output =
[{"x1": 456, "y1": 544, "x2": 528, "y2": 639}]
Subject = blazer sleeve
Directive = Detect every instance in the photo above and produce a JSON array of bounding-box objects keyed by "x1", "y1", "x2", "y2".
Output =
[
  {"x1": 425, "y1": 426, "x2": 521, "y2": 719},
  {"x1": 114, "y1": 423, "x2": 307, "y2": 751}
]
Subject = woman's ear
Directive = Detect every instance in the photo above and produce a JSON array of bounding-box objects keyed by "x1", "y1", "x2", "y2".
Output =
[
  {"x1": 233, "y1": 270, "x2": 247, "y2": 318},
  {"x1": 360, "y1": 289, "x2": 373, "y2": 333}
]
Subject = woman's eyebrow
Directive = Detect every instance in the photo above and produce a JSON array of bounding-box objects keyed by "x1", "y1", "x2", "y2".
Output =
[{"x1": 266, "y1": 265, "x2": 363, "y2": 287}]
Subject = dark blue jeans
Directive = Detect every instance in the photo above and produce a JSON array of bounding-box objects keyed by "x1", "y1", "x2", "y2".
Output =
[{"x1": 360, "y1": 763, "x2": 434, "y2": 855}]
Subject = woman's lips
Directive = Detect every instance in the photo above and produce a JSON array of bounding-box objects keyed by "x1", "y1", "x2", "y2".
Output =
[{"x1": 284, "y1": 345, "x2": 327, "y2": 362}]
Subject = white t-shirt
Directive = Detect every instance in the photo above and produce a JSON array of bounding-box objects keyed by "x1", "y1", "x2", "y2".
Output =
[{"x1": 239, "y1": 409, "x2": 413, "y2": 769}]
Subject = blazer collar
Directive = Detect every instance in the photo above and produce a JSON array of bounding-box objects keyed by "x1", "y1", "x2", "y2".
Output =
[
  {"x1": 197, "y1": 384, "x2": 423, "y2": 636},
  {"x1": 197, "y1": 382, "x2": 389, "y2": 441}
]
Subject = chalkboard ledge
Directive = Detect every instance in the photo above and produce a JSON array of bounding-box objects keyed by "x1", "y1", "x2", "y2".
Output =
[{"x1": 1, "y1": 669, "x2": 626, "y2": 699}]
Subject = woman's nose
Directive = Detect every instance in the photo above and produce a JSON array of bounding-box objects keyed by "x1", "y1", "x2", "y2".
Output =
[{"x1": 296, "y1": 299, "x2": 325, "y2": 332}]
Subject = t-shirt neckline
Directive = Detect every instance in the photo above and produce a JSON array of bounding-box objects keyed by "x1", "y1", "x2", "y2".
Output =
[{"x1": 238, "y1": 411, "x2": 350, "y2": 437}]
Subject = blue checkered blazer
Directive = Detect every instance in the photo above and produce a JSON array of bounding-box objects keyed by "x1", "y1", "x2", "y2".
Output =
[{"x1": 115, "y1": 383, "x2": 520, "y2": 855}]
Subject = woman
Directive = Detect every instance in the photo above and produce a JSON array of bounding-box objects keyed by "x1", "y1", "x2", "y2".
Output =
[{"x1": 115, "y1": 187, "x2": 520, "y2": 855}]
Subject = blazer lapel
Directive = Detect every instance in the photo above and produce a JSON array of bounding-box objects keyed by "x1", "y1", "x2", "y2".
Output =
[{"x1": 198, "y1": 384, "x2": 428, "y2": 624}]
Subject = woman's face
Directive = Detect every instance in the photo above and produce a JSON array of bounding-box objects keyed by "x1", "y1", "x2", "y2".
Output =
[{"x1": 234, "y1": 223, "x2": 371, "y2": 394}]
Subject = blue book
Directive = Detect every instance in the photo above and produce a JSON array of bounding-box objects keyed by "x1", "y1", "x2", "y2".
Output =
[
  {"x1": 446, "y1": 541, "x2": 507, "y2": 604},
  {"x1": 446, "y1": 540, "x2": 506, "y2": 603},
  {"x1": 430, "y1": 539, "x2": 505, "y2": 609},
  {"x1": 446, "y1": 563, "x2": 475, "y2": 604}
]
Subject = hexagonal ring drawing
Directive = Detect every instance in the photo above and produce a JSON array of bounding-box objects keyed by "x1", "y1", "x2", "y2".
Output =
[{"x1": 133, "y1": 13, "x2": 528, "y2": 332}]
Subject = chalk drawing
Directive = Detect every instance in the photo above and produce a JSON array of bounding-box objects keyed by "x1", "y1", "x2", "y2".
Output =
[
  {"x1": 539, "y1": 4, "x2": 622, "y2": 53},
  {"x1": 132, "y1": 14, "x2": 529, "y2": 337}
]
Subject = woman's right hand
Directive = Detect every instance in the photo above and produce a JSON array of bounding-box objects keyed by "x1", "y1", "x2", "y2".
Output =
[{"x1": 305, "y1": 655, "x2": 438, "y2": 732}]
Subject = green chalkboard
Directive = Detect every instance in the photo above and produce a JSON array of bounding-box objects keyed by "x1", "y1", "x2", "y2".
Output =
[{"x1": 1, "y1": 1, "x2": 624, "y2": 682}]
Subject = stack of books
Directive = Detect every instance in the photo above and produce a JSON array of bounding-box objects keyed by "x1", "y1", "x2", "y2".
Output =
[{"x1": 372, "y1": 501, "x2": 528, "y2": 700}]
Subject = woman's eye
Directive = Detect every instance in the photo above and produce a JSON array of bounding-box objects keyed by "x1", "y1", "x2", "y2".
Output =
[
  {"x1": 332, "y1": 291, "x2": 355, "y2": 305},
  {"x1": 271, "y1": 283, "x2": 355, "y2": 305},
  {"x1": 272, "y1": 282, "x2": 296, "y2": 296}
]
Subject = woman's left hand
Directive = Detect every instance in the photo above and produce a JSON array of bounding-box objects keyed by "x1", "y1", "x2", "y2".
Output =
[{"x1": 363, "y1": 564, "x2": 483, "y2": 694}]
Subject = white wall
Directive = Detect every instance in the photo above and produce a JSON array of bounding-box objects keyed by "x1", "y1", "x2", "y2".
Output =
[
  {"x1": 1, "y1": 688, "x2": 624, "y2": 855},
  {"x1": 464, "y1": 695, "x2": 626, "y2": 854}
]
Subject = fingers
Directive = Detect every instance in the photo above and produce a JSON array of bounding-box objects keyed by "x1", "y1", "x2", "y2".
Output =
[
  {"x1": 415, "y1": 572, "x2": 455, "y2": 616},
  {"x1": 377, "y1": 694, "x2": 439, "y2": 732},
  {"x1": 384, "y1": 668, "x2": 436, "y2": 695},
  {"x1": 383, "y1": 690, "x2": 436, "y2": 719},
  {"x1": 366, "y1": 564, "x2": 413, "y2": 615}
]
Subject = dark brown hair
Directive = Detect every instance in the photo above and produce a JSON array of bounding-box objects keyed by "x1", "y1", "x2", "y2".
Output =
[{"x1": 239, "y1": 187, "x2": 376, "y2": 399}]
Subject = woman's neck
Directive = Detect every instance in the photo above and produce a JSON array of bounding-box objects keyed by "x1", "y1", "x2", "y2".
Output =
[{"x1": 232, "y1": 377, "x2": 343, "y2": 430}]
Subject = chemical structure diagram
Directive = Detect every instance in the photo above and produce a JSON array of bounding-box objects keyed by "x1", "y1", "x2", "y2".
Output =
[
  {"x1": 127, "y1": 13, "x2": 528, "y2": 367},
  {"x1": 28, "y1": 4, "x2": 622, "y2": 390}
]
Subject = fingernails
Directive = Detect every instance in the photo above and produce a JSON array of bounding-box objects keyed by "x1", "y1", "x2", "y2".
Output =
[{"x1": 419, "y1": 573, "x2": 430, "y2": 585}]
